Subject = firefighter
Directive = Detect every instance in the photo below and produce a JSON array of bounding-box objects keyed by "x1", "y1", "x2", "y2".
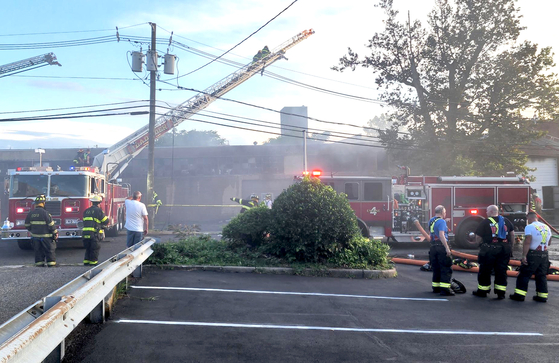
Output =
[
  {"x1": 73, "y1": 148, "x2": 84, "y2": 166},
  {"x1": 24, "y1": 195, "x2": 58, "y2": 267},
  {"x1": 510, "y1": 212, "x2": 552, "y2": 302},
  {"x1": 252, "y1": 50, "x2": 263, "y2": 63},
  {"x1": 428, "y1": 205, "x2": 454, "y2": 296},
  {"x1": 264, "y1": 193, "x2": 273, "y2": 209},
  {"x1": 230, "y1": 194, "x2": 259, "y2": 213},
  {"x1": 261, "y1": 46, "x2": 270, "y2": 58},
  {"x1": 472, "y1": 205, "x2": 515, "y2": 299},
  {"x1": 82, "y1": 195, "x2": 109, "y2": 265}
]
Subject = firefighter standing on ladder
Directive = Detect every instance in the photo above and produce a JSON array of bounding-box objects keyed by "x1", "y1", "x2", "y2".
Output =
[
  {"x1": 428, "y1": 205, "x2": 454, "y2": 296},
  {"x1": 82, "y1": 195, "x2": 108, "y2": 266},
  {"x1": 472, "y1": 205, "x2": 515, "y2": 299},
  {"x1": 510, "y1": 211, "x2": 552, "y2": 302},
  {"x1": 24, "y1": 195, "x2": 58, "y2": 267}
]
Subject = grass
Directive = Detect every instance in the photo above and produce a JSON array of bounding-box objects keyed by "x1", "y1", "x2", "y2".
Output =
[{"x1": 147, "y1": 235, "x2": 392, "y2": 270}]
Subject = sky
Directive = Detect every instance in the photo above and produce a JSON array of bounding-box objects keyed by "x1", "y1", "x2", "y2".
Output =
[{"x1": 0, "y1": 0, "x2": 557, "y2": 153}]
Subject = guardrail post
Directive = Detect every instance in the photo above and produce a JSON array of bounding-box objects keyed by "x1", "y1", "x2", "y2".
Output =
[
  {"x1": 132, "y1": 263, "x2": 143, "y2": 278},
  {"x1": 43, "y1": 296, "x2": 64, "y2": 363},
  {"x1": 88, "y1": 299, "x2": 105, "y2": 324}
]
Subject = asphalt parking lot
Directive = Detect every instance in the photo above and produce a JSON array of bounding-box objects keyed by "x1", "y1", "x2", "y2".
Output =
[{"x1": 67, "y1": 264, "x2": 559, "y2": 363}]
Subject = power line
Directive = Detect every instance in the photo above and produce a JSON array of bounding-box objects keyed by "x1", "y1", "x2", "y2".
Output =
[
  {"x1": 167, "y1": 0, "x2": 298, "y2": 79},
  {"x1": 0, "y1": 101, "x2": 149, "y2": 115},
  {"x1": 0, "y1": 23, "x2": 147, "y2": 37}
]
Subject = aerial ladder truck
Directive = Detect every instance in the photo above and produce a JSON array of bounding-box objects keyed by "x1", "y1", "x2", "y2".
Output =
[
  {"x1": 0, "y1": 53, "x2": 61, "y2": 78},
  {"x1": 2, "y1": 30, "x2": 314, "y2": 249}
]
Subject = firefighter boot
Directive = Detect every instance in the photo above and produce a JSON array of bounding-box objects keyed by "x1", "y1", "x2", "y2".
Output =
[
  {"x1": 509, "y1": 293, "x2": 525, "y2": 302},
  {"x1": 440, "y1": 289, "x2": 455, "y2": 296},
  {"x1": 472, "y1": 290, "x2": 488, "y2": 298},
  {"x1": 496, "y1": 292, "x2": 506, "y2": 300},
  {"x1": 533, "y1": 296, "x2": 547, "y2": 303}
]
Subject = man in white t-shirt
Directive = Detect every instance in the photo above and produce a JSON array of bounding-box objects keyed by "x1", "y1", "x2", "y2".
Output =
[
  {"x1": 510, "y1": 211, "x2": 552, "y2": 302},
  {"x1": 124, "y1": 191, "x2": 148, "y2": 247}
]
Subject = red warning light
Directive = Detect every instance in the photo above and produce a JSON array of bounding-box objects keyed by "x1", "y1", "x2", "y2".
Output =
[
  {"x1": 311, "y1": 170, "x2": 322, "y2": 177},
  {"x1": 470, "y1": 209, "x2": 478, "y2": 215}
]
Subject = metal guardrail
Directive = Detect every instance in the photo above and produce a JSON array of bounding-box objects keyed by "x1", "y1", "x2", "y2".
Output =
[{"x1": 0, "y1": 238, "x2": 155, "y2": 363}]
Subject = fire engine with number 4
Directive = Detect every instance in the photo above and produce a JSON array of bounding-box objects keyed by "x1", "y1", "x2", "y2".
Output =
[{"x1": 301, "y1": 167, "x2": 531, "y2": 248}]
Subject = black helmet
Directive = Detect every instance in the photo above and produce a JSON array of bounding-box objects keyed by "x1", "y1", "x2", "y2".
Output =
[
  {"x1": 35, "y1": 195, "x2": 46, "y2": 204},
  {"x1": 451, "y1": 278, "x2": 467, "y2": 293}
]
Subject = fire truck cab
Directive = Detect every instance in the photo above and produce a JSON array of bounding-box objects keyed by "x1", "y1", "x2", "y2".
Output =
[
  {"x1": 317, "y1": 173, "x2": 530, "y2": 248},
  {"x1": 1, "y1": 166, "x2": 129, "y2": 250}
]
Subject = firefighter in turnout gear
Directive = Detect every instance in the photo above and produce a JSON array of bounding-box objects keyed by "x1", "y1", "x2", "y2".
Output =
[
  {"x1": 510, "y1": 212, "x2": 552, "y2": 302},
  {"x1": 428, "y1": 205, "x2": 454, "y2": 296},
  {"x1": 472, "y1": 205, "x2": 515, "y2": 299},
  {"x1": 230, "y1": 194, "x2": 259, "y2": 214},
  {"x1": 24, "y1": 195, "x2": 58, "y2": 267},
  {"x1": 82, "y1": 195, "x2": 109, "y2": 265}
]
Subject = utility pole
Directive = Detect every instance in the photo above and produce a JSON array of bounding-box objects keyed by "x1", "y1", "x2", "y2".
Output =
[{"x1": 147, "y1": 22, "x2": 156, "y2": 230}]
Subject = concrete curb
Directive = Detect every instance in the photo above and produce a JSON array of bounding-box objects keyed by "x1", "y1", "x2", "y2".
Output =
[{"x1": 144, "y1": 264, "x2": 397, "y2": 279}]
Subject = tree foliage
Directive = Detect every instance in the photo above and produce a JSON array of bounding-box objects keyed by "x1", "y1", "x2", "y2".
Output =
[
  {"x1": 334, "y1": 0, "x2": 559, "y2": 176},
  {"x1": 156, "y1": 129, "x2": 228, "y2": 147}
]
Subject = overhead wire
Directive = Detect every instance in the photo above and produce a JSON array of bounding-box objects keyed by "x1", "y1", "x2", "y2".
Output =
[
  {"x1": 0, "y1": 23, "x2": 147, "y2": 37},
  {"x1": 163, "y1": 0, "x2": 298, "y2": 79}
]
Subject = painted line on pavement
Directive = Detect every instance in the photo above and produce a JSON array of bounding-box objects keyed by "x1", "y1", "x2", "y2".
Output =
[
  {"x1": 115, "y1": 319, "x2": 542, "y2": 336},
  {"x1": 131, "y1": 286, "x2": 447, "y2": 302}
]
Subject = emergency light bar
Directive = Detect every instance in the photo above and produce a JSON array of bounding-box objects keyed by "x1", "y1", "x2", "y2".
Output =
[
  {"x1": 302, "y1": 170, "x2": 322, "y2": 177},
  {"x1": 470, "y1": 209, "x2": 479, "y2": 215}
]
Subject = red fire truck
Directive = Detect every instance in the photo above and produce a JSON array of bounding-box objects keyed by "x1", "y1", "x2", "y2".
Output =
[
  {"x1": 1, "y1": 166, "x2": 129, "y2": 250},
  {"x1": 314, "y1": 171, "x2": 531, "y2": 248}
]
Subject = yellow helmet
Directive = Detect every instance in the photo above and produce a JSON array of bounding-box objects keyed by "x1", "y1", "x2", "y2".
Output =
[
  {"x1": 35, "y1": 195, "x2": 46, "y2": 204},
  {"x1": 89, "y1": 195, "x2": 102, "y2": 203}
]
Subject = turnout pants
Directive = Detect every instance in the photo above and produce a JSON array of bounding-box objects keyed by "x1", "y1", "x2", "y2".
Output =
[
  {"x1": 83, "y1": 233, "x2": 101, "y2": 265},
  {"x1": 429, "y1": 244, "x2": 452, "y2": 291},
  {"x1": 32, "y1": 237, "x2": 56, "y2": 266},
  {"x1": 514, "y1": 250, "x2": 549, "y2": 299},
  {"x1": 477, "y1": 242, "x2": 511, "y2": 294}
]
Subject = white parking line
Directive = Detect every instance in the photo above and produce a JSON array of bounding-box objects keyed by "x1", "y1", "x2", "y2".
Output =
[
  {"x1": 115, "y1": 319, "x2": 542, "y2": 336},
  {"x1": 131, "y1": 286, "x2": 447, "y2": 301}
]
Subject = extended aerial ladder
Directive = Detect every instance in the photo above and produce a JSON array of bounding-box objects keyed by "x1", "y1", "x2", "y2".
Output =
[
  {"x1": 0, "y1": 53, "x2": 61, "y2": 78},
  {"x1": 92, "y1": 29, "x2": 315, "y2": 180}
]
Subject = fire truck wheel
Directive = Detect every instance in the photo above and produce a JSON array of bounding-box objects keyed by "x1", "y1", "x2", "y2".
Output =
[
  {"x1": 17, "y1": 240, "x2": 33, "y2": 250},
  {"x1": 455, "y1": 219, "x2": 480, "y2": 249},
  {"x1": 357, "y1": 220, "x2": 370, "y2": 238}
]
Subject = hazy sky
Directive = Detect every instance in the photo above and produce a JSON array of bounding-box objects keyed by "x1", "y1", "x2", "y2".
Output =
[{"x1": 0, "y1": 0, "x2": 555, "y2": 150}]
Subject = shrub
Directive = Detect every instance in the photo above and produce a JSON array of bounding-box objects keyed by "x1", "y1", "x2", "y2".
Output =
[
  {"x1": 268, "y1": 176, "x2": 361, "y2": 262},
  {"x1": 329, "y1": 237, "x2": 390, "y2": 269},
  {"x1": 222, "y1": 205, "x2": 273, "y2": 248}
]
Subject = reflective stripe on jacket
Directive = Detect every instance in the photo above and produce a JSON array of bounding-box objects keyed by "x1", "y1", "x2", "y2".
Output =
[
  {"x1": 83, "y1": 205, "x2": 109, "y2": 235},
  {"x1": 25, "y1": 206, "x2": 57, "y2": 238}
]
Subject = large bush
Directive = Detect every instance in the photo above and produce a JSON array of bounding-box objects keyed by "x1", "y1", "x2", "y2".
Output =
[
  {"x1": 222, "y1": 205, "x2": 273, "y2": 248},
  {"x1": 268, "y1": 176, "x2": 362, "y2": 262}
]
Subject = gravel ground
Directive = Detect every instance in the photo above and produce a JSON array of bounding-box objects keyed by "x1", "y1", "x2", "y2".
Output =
[{"x1": 0, "y1": 265, "x2": 92, "y2": 325}]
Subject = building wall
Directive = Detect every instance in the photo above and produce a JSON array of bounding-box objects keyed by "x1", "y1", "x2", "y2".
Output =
[{"x1": 280, "y1": 106, "x2": 308, "y2": 140}]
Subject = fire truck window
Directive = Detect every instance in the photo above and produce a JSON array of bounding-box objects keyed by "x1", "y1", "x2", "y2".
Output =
[
  {"x1": 11, "y1": 175, "x2": 48, "y2": 197},
  {"x1": 345, "y1": 183, "x2": 359, "y2": 200},
  {"x1": 50, "y1": 175, "x2": 88, "y2": 197},
  {"x1": 364, "y1": 182, "x2": 383, "y2": 201}
]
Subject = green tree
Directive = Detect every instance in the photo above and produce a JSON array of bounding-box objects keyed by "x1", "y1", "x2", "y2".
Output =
[
  {"x1": 156, "y1": 129, "x2": 228, "y2": 147},
  {"x1": 334, "y1": 0, "x2": 559, "y2": 176}
]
